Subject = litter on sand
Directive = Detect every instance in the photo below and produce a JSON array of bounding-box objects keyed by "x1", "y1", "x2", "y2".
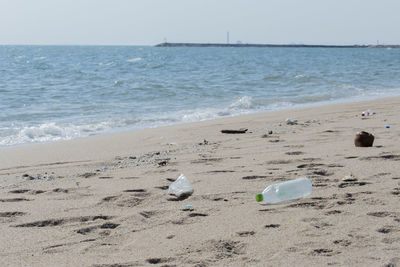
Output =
[
  {"x1": 354, "y1": 131, "x2": 374, "y2": 147},
  {"x1": 255, "y1": 177, "x2": 312, "y2": 204},
  {"x1": 285, "y1": 118, "x2": 298, "y2": 125},
  {"x1": 168, "y1": 174, "x2": 194, "y2": 198},
  {"x1": 361, "y1": 109, "x2": 374, "y2": 117}
]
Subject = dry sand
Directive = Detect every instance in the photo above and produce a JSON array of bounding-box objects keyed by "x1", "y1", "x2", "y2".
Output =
[{"x1": 0, "y1": 97, "x2": 399, "y2": 266}]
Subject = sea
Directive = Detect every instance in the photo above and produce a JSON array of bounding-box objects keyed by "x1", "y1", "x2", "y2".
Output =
[{"x1": 1, "y1": 45, "x2": 400, "y2": 147}]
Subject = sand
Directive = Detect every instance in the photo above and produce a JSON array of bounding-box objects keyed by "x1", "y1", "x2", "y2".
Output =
[{"x1": 0, "y1": 97, "x2": 399, "y2": 266}]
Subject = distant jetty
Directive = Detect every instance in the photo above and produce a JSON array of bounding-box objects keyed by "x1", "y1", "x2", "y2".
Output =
[{"x1": 155, "y1": 42, "x2": 400, "y2": 49}]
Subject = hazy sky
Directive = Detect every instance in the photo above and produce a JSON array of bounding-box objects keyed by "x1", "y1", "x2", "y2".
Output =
[{"x1": 1, "y1": 0, "x2": 399, "y2": 45}]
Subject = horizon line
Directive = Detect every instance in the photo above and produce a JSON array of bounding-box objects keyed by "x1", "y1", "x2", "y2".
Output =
[{"x1": 1, "y1": 41, "x2": 399, "y2": 47}]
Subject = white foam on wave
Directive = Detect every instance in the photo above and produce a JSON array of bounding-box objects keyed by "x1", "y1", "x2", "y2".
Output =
[
  {"x1": 181, "y1": 108, "x2": 222, "y2": 122},
  {"x1": 127, "y1": 57, "x2": 142, "y2": 63},
  {"x1": 229, "y1": 96, "x2": 253, "y2": 110},
  {"x1": 0, "y1": 121, "x2": 118, "y2": 147},
  {"x1": 124, "y1": 96, "x2": 258, "y2": 129},
  {"x1": 33, "y1": 56, "x2": 46, "y2": 60},
  {"x1": 178, "y1": 96, "x2": 257, "y2": 123},
  {"x1": 98, "y1": 62, "x2": 115, "y2": 66}
]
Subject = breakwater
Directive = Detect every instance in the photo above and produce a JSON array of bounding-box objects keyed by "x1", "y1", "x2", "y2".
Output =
[{"x1": 155, "y1": 42, "x2": 400, "y2": 48}]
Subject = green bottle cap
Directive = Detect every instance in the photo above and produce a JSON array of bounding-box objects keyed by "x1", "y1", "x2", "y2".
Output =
[{"x1": 255, "y1": 193, "x2": 263, "y2": 202}]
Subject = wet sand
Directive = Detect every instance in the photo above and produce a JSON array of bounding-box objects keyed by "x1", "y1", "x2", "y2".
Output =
[{"x1": 1, "y1": 97, "x2": 399, "y2": 266}]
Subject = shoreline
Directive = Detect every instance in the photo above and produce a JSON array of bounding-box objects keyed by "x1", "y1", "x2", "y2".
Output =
[
  {"x1": 0, "y1": 95, "x2": 398, "y2": 169},
  {"x1": 2, "y1": 94, "x2": 400, "y2": 150}
]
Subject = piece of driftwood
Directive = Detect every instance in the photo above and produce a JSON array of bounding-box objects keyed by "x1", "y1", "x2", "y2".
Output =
[{"x1": 221, "y1": 128, "x2": 248, "y2": 134}]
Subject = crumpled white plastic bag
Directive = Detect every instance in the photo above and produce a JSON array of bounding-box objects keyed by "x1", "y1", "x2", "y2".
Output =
[{"x1": 168, "y1": 174, "x2": 194, "y2": 197}]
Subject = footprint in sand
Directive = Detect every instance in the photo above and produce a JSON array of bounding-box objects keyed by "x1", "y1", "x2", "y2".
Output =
[
  {"x1": 310, "y1": 169, "x2": 333, "y2": 177},
  {"x1": 207, "y1": 170, "x2": 235, "y2": 173},
  {"x1": 0, "y1": 211, "x2": 27, "y2": 222},
  {"x1": 80, "y1": 172, "x2": 98, "y2": 178},
  {"x1": 367, "y1": 211, "x2": 397, "y2": 217},
  {"x1": 211, "y1": 197, "x2": 228, "y2": 202},
  {"x1": 191, "y1": 158, "x2": 223, "y2": 164},
  {"x1": 8, "y1": 189, "x2": 30, "y2": 194},
  {"x1": 167, "y1": 195, "x2": 191, "y2": 201},
  {"x1": 76, "y1": 222, "x2": 119, "y2": 235},
  {"x1": 312, "y1": 177, "x2": 330, "y2": 187},
  {"x1": 391, "y1": 188, "x2": 400, "y2": 195},
  {"x1": 333, "y1": 240, "x2": 352, "y2": 247},
  {"x1": 101, "y1": 195, "x2": 147, "y2": 207},
  {"x1": 335, "y1": 193, "x2": 356, "y2": 206},
  {"x1": 146, "y1": 257, "x2": 173, "y2": 265},
  {"x1": 361, "y1": 154, "x2": 400, "y2": 161},
  {"x1": 188, "y1": 212, "x2": 208, "y2": 217},
  {"x1": 123, "y1": 189, "x2": 146, "y2": 193},
  {"x1": 139, "y1": 211, "x2": 157, "y2": 219},
  {"x1": 9, "y1": 189, "x2": 47, "y2": 195},
  {"x1": 325, "y1": 210, "x2": 342, "y2": 215},
  {"x1": 52, "y1": 188, "x2": 69, "y2": 193},
  {"x1": 377, "y1": 226, "x2": 398, "y2": 234},
  {"x1": 242, "y1": 175, "x2": 268, "y2": 180},
  {"x1": 338, "y1": 181, "x2": 369, "y2": 188},
  {"x1": 267, "y1": 159, "x2": 292, "y2": 164},
  {"x1": 154, "y1": 185, "x2": 169, "y2": 190},
  {"x1": 207, "y1": 239, "x2": 246, "y2": 259},
  {"x1": 285, "y1": 151, "x2": 304, "y2": 155},
  {"x1": 98, "y1": 176, "x2": 113, "y2": 179},
  {"x1": 100, "y1": 189, "x2": 150, "y2": 207},
  {"x1": 13, "y1": 215, "x2": 112, "y2": 228},
  {"x1": 310, "y1": 248, "x2": 340, "y2": 256},
  {"x1": 0, "y1": 198, "x2": 32, "y2": 202},
  {"x1": 236, "y1": 231, "x2": 255, "y2": 237},
  {"x1": 0, "y1": 211, "x2": 26, "y2": 218},
  {"x1": 264, "y1": 224, "x2": 280, "y2": 228},
  {"x1": 286, "y1": 200, "x2": 326, "y2": 210}
]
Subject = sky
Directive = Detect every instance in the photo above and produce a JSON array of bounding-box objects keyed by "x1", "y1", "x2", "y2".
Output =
[{"x1": 1, "y1": 0, "x2": 400, "y2": 46}]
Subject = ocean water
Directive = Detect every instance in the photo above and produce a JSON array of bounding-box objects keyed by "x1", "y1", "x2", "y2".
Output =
[{"x1": 1, "y1": 45, "x2": 400, "y2": 147}]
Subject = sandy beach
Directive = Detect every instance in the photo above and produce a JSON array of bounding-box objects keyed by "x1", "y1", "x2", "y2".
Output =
[{"x1": 1, "y1": 97, "x2": 399, "y2": 266}]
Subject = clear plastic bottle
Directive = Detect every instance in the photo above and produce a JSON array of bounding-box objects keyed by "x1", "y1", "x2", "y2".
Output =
[{"x1": 255, "y1": 177, "x2": 312, "y2": 204}]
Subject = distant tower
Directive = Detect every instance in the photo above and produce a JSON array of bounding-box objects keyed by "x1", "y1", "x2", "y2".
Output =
[{"x1": 227, "y1": 31, "x2": 230, "y2": 44}]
